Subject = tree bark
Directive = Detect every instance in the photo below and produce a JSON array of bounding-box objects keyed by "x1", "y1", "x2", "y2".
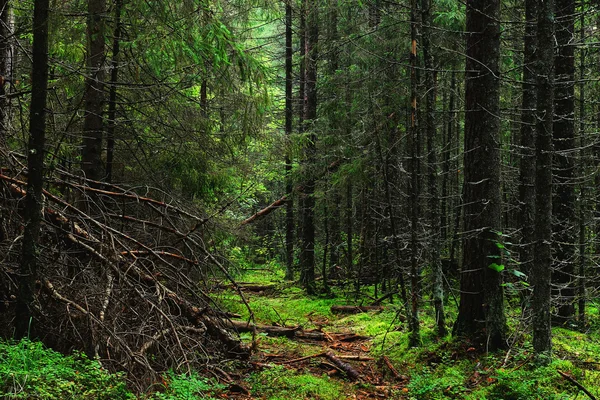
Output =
[
  {"x1": 453, "y1": 0, "x2": 507, "y2": 350},
  {"x1": 299, "y1": 0, "x2": 318, "y2": 294},
  {"x1": 81, "y1": 0, "x2": 106, "y2": 181},
  {"x1": 105, "y1": 0, "x2": 122, "y2": 183},
  {"x1": 422, "y1": 0, "x2": 445, "y2": 338},
  {"x1": 284, "y1": 0, "x2": 294, "y2": 281},
  {"x1": 552, "y1": 0, "x2": 576, "y2": 324},
  {"x1": 0, "y1": 0, "x2": 11, "y2": 148},
  {"x1": 519, "y1": 0, "x2": 538, "y2": 288},
  {"x1": 15, "y1": 0, "x2": 50, "y2": 339},
  {"x1": 533, "y1": 0, "x2": 555, "y2": 360}
]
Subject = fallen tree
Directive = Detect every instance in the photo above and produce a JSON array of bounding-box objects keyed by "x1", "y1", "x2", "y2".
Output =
[{"x1": 0, "y1": 157, "x2": 253, "y2": 389}]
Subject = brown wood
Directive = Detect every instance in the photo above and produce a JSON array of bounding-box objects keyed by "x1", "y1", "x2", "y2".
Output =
[
  {"x1": 240, "y1": 196, "x2": 288, "y2": 226},
  {"x1": 331, "y1": 305, "x2": 384, "y2": 314},
  {"x1": 558, "y1": 370, "x2": 597, "y2": 400},
  {"x1": 325, "y1": 351, "x2": 360, "y2": 381}
]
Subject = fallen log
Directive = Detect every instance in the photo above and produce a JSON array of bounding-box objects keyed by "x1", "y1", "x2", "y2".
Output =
[
  {"x1": 331, "y1": 305, "x2": 384, "y2": 314},
  {"x1": 224, "y1": 320, "x2": 301, "y2": 338},
  {"x1": 325, "y1": 351, "x2": 360, "y2": 381},
  {"x1": 371, "y1": 291, "x2": 399, "y2": 306}
]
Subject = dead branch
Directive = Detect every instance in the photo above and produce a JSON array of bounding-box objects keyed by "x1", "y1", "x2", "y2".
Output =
[
  {"x1": 557, "y1": 370, "x2": 597, "y2": 400},
  {"x1": 371, "y1": 291, "x2": 399, "y2": 306},
  {"x1": 331, "y1": 305, "x2": 384, "y2": 314},
  {"x1": 325, "y1": 351, "x2": 360, "y2": 381},
  {"x1": 381, "y1": 356, "x2": 400, "y2": 379},
  {"x1": 240, "y1": 196, "x2": 288, "y2": 226}
]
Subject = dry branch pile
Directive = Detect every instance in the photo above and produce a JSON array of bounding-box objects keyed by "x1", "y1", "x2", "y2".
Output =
[{"x1": 0, "y1": 152, "x2": 250, "y2": 389}]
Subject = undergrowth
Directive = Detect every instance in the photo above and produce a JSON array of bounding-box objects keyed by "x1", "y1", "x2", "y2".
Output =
[
  {"x1": 0, "y1": 339, "x2": 134, "y2": 399},
  {"x1": 2, "y1": 264, "x2": 600, "y2": 399}
]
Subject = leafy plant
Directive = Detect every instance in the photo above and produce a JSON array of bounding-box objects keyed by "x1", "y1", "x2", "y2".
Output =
[
  {"x1": 248, "y1": 365, "x2": 343, "y2": 400},
  {"x1": 0, "y1": 339, "x2": 133, "y2": 399},
  {"x1": 153, "y1": 371, "x2": 225, "y2": 400}
]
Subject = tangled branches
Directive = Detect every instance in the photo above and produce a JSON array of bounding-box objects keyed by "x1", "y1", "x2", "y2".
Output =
[{"x1": 0, "y1": 153, "x2": 251, "y2": 389}]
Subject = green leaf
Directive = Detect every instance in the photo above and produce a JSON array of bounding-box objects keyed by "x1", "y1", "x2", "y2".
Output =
[
  {"x1": 510, "y1": 270, "x2": 527, "y2": 279},
  {"x1": 488, "y1": 263, "x2": 505, "y2": 272}
]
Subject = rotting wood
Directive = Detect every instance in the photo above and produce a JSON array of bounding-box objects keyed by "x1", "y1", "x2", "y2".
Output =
[
  {"x1": 224, "y1": 320, "x2": 301, "y2": 338},
  {"x1": 381, "y1": 355, "x2": 400, "y2": 379},
  {"x1": 325, "y1": 351, "x2": 360, "y2": 381},
  {"x1": 330, "y1": 305, "x2": 384, "y2": 314}
]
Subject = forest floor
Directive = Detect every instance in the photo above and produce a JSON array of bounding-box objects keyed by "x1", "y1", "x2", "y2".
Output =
[
  {"x1": 210, "y1": 266, "x2": 600, "y2": 400},
  {"x1": 3, "y1": 265, "x2": 600, "y2": 399}
]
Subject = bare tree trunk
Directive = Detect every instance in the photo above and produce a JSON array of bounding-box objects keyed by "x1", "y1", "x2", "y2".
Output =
[
  {"x1": 552, "y1": 0, "x2": 576, "y2": 324},
  {"x1": 105, "y1": 0, "x2": 123, "y2": 183},
  {"x1": 81, "y1": 0, "x2": 106, "y2": 181},
  {"x1": 519, "y1": 0, "x2": 538, "y2": 289},
  {"x1": 299, "y1": 0, "x2": 318, "y2": 294},
  {"x1": 422, "y1": 0, "x2": 445, "y2": 337},
  {"x1": 408, "y1": 0, "x2": 421, "y2": 347},
  {"x1": 15, "y1": 0, "x2": 50, "y2": 339},
  {"x1": 532, "y1": 0, "x2": 555, "y2": 360},
  {"x1": 284, "y1": 0, "x2": 294, "y2": 281},
  {"x1": 0, "y1": 0, "x2": 11, "y2": 148},
  {"x1": 454, "y1": 0, "x2": 507, "y2": 350}
]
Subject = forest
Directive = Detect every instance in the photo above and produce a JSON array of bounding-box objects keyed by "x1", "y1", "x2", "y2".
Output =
[{"x1": 1, "y1": 0, "x2": 600, "y2": 398}]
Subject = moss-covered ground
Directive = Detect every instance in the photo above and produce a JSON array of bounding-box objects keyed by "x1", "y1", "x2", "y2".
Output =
[{"x1": 2, "y1": 264, "x2": 599, "y2": 399}]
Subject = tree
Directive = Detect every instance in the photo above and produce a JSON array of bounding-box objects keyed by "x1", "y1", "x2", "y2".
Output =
[
  {"x1": 284, "y1": 0, "x2": 294, "y2": 281},
  {"x1": 518, "y1": 0, "x2": 537, "y2": 294},
  {"x1": 453, "y1": 0, "x2": 507, "y2": 349},
  {"x1": 0, "y1": 0, "x2": 11, "y2": 148},
  {"x1": 552, "y1": 0, "x2": 576, "y2": 324},
  {"x1": 532, "y1": 0, "x2": 555, "y2": 360},
  {"x1": 422, "y1": 0, "x2": 446, "y2": 337},
  {"x1": 15, "y1": 0, "x2": 50, "y2": 339},
  {"x1": 298, "y1": 0, "x2": 318, "y2": 294},
  {"x1": 81, "y1": 0, "x2": 106, "y2": 181}
]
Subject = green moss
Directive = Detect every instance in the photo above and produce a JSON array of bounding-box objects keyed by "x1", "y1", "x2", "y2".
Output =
[{"x1": 248, "y1": 365, "x2": 344, "y2": 400}]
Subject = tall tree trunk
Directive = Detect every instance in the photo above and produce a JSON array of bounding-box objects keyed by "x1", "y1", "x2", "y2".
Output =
[
  {"x1": 81, "y1": 0, "x2": 106, "y2": 181},
  {"x1": 284, "y1": 0, "x2": 294, "y2": 281},
  {"x1": 519, "y1": 0, "x2": 538, "y2": 295},
  {"x1": 408, "y1": 0, "x2": 421, "y2": 347},
  {"x1": 454, "y1": 0, "x2": 507, "y2": 350},
  {"x1": 299, "y1": 0, "x2": 318, "y2": 294},
  {"x1": 422, "y1": 0, "x2": 445, "y2": 337},
  {"x1": 0, "y1": 0, "x2": 11, "y2": 148},
  {"x1": 105, "y1": 0, "x2": 123, "y2": 183},
  {"x1": 15, "y1": 0, "x2": 50, "y2": 339},
  {"x1": 552, "y1": 0, "x2": 576, "y2": 324},
  {"x1": 577, "y1": 6, "x2": 586, "y2": 326},
  {"x1": 532, "y1": 0, "x2": 555, "y2": 360}
]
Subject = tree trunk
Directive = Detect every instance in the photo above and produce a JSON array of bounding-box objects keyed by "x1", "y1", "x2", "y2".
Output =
[
  {"x1": 81, "y1": 0, "x2": 106, "y2": 181},
  {"x1": 299, "y1": 0, "x2": 318, "y2": 294},
  {"x1": 532, "y1": 0, "x2": 555, "y2": 360},
  {"x1": 422, "y1": 0, "x2": 445, "y2": 337},
  {"x1": 453, "y1": 0, "x2": 507, "y2": 350},
  {"x1": 552, "y1": 0, "x2": 576, "y2": 324},
  {"x1": 105, "y1": 0, "x2": 123, "y2": 183},
  {"x1": 15, "y1": 0, "x2": 50, "y2": 339},
  {"x1": 519, "y1": 0, "x2": 538, "y2": 288},
  {"x1": 284, "y1": 0, "x2": 294, "y2": 281},
  {"x1": 408, "y1": 0, "x2": 421, "y2": 347},
  {"x1": 0, "y1": 0, "x2": 11, "y2": 148}
]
